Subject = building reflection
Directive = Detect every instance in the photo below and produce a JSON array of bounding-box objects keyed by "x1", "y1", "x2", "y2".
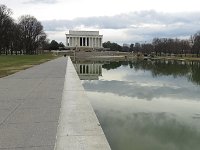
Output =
[{"x1": 74, "y1": 62, "x2": 102, "y2": 80}]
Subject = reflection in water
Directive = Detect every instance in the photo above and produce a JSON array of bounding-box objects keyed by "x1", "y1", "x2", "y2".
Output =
[
  {"x1": 83, "y1": 80, "x2": 200, "y2": 100},
  {"x1": 74, "y1": 59, "x2": 200, "y2": 150},
  {"x1": 99, "y1": 110, "x2": 200, "y2": 150},
  {"x1": 87, "y1": 91, "x2": 200, "y2": 150},
  {"x1": 102, "y1": 60, "x2": 200, "y2": 85},
  {"x1": 74, "y1": 62, "x2": 102, "y2": 80}
]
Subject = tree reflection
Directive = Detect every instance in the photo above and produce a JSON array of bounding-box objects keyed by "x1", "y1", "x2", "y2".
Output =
[
  {"x1": 188, "y1": 62, "x2": 200, "y2": 85},
  {"x1": 102, "y1": 61, "x2": 121, "y2": 70},
  {"x1": 102, "y1": 60, "x2": 200, "y2": 85}
]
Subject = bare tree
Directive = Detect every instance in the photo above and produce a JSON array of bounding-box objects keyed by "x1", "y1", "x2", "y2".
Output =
[
  {"x1": 152, "y1": 38, "x2": 161, "y2": 56},
  {"x1": 18, "y1": 15, "x2": 46, "y2": 54},
  {"x1": 0, "y1": 5, "x2": 14, "y2": 55},
  {"x1": 192, "y1": 31, "x2": 200, "y2": 57}
]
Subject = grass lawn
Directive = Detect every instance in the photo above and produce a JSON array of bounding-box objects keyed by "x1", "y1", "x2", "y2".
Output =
[{"x1": 0, "y1": 54, "x2": 59, "y2": 78}]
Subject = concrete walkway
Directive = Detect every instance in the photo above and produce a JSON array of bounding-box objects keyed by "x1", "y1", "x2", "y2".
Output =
[
  {"x1": 0, "y1": 57, "x2": 67, "y2": 149},
  {"x1": 0, "y1": 57, "x2": 111, "y2": 150}
]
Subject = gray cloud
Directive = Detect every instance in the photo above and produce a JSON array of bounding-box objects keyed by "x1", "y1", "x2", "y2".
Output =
[
  {"x1": 42, "y1": 11, "x2": 200, "y2": 30},
  {"x1": 42, "y1": 10, "x2": 200, "y2": 42},
  {"x1": 24, "y1": 0, "x2": 58, "y2": 4}
]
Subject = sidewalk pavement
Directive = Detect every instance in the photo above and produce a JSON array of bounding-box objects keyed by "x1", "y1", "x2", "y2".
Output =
[{"x1": 0, "y1": 57, "x2": 67, "y2": 150}]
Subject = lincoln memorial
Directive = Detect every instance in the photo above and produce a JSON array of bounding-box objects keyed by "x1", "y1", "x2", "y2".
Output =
[{"x1": 66, "y1": 30, "x2": 103, "y2": 50}]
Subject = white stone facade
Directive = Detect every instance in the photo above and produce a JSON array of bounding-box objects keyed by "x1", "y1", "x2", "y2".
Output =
[{"x1": 66, "y1": 30, "x2": 103, "y2": 49}]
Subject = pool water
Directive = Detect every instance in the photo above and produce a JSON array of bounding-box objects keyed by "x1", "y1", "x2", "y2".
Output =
[{"x1": 76, "y1": 60, "x2": 200, "y2": 150}]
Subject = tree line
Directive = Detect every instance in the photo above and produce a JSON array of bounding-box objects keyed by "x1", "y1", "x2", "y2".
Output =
[
  {"x1": 103, "y1": 41, "x2": 122, "y2": 51},
  {"x1": 0, "y1": 4, "x2": 47, "y2": 55},
  {"x1": 103, "y1": 32, "x2": 200, "y2": 57},
  {"x1": 42, "y1": 40, "x2": 65, "y2": 51}
]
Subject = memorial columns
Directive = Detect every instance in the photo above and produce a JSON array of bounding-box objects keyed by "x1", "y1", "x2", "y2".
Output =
[
  {"x1": 94, "y1": 37, "x2": 96, "y2": 47},
  {"x1": 97, "y1": 38, "x2": 99, "y2": 47},
  {"x1": 66, "y1": 36, "x2": 68, "y2": 46},
  {"x1": 78, "y1": 37, "x2": 80, "y2": 47},
  {"x1": 71, "y1": 37, "x2": 73, "y2": 47},
  {"x1": 92, "y1": 38, "x2": 94, "y2": 48},
  {"x1": 66, "y1": 31, "x2": 103, "y2": 49},
  {"x1": 90, "y1": 37, "x2": 92, "y2": 47}
]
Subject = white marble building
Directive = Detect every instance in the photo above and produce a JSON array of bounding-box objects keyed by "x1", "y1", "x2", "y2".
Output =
[{"x1": 66, "y1": 30, "x2": 103, "y2": 49}]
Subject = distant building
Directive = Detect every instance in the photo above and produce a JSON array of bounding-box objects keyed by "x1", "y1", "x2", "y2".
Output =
[{"x1": 66, "y1": 30, "x2": 103, "y2": 50}]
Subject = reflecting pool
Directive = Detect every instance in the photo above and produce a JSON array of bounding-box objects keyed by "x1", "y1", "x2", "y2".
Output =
[{"x1": 75, "y1": 59, "x2": 200, "y2": 150}]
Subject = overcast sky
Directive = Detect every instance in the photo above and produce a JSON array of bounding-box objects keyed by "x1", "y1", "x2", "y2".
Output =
[{"x1": 1, "y1": 0, "x2": 200, "y2": 45}]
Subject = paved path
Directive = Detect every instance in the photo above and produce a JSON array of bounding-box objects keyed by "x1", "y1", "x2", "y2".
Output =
[{"x1": 0, "y1": 57, "x2": 67, "y2": 150}]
